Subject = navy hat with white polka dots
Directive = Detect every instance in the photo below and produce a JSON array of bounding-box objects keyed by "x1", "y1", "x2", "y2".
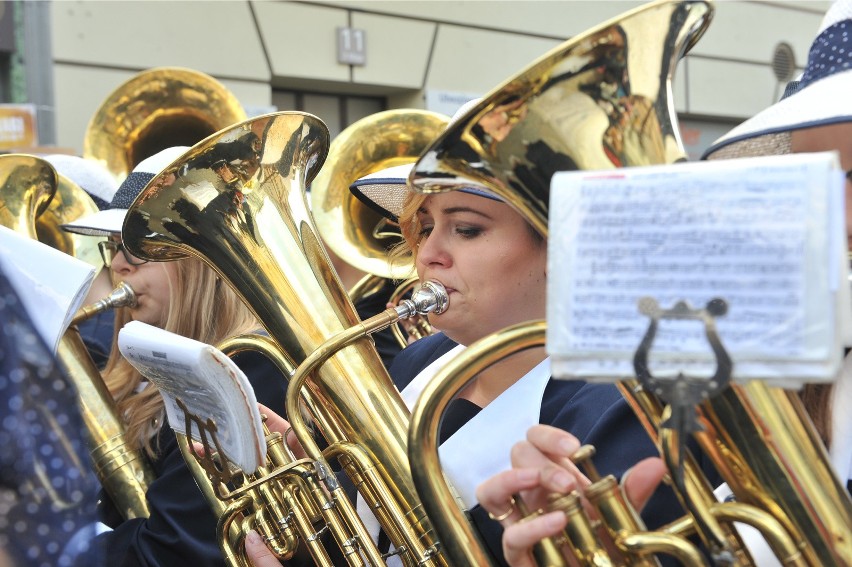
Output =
[
  {"x1": 61, "y1": 146, "x2": 189, "y2": 236},
  {"x1": 703, "y1": 0, "x2": 852, "y2": 160}
]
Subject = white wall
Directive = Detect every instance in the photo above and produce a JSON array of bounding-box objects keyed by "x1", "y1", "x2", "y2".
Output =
[{"x1": 49, "y1": 0, "x2": 831, "y2": 153}]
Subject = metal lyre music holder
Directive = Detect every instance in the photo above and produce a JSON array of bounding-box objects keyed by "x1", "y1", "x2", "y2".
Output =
[
  {"x1": 633, "y1": 296, "x2": 733, "y2": 433},
  {"x1": 178, "y1": 397, "x2": 239, "y2": 500}
]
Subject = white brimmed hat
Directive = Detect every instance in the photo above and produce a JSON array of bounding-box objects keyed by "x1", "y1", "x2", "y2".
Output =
[
  {"x1": 42, "y1": 154, "x2": 118, "y2": 210},
  {"x1": 349, "y1": 98, "x2": 502, "y2": 221},
  {"x1": 61, "y1": 147, "x2": 189, "y2": 236},
  {"x1": 703, "y1": 0, "x2": 852, "y2": 160}
]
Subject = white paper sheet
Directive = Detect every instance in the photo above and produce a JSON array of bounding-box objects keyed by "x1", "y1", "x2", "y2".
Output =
[
  {"x1": 118, "y1": 321, "x2": 266, "y2": 473},
  {"x1": 547, "y1": 152, "x2": 848, "y2": 387},
  {"x1": 0, "y1": 225, "x2": 95, "y2": 354}
]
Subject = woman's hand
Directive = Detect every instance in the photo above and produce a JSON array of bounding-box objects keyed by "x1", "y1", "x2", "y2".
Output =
[
  {"x1": 244, "y1": 530, "x2": 281, "y2": 567},
  {"x1": 258, "y1": 403, "x2": 307, "y2": 459},
  {"x1": 476, "y1": 425, "x2": 666, "y2": 567}
]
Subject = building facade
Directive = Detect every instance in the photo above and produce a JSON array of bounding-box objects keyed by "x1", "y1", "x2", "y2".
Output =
[{"x1": 1, "y1": 0, "x2": 833, "y2": 159}]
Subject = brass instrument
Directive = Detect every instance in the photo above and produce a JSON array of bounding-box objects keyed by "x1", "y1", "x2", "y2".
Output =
[
  {"x1": 122, "y1": 112, "x2": 451, "y2": 566},
  {"x1": 409, "y1": 0, "x2": 851, "y2": 565},
  {"x1": 0, "y1": 154, "x2": 154, "y2": 520},
  {"x1": 84, "y1": 66, "x2": 247, "y2": 182},
  {"x1": 310, "y1": 109, "x2": 451, "y2": 347},
  {"x1": 70, "y1": 281, "x2": 137, "y2": 327},
  {"x1": 34, "y1": 170, "x2": 103, "y2": 268}
]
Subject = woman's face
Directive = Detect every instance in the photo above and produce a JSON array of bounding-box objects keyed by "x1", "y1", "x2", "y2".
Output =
[
  {"x1": 790, "y1": 122, "x2": 852, "y2": 248},
  {"x1": 108, "y1": 235, "x2": 177, "y2": 327},
  {"x1": 414, "y1": 192, "x2": 547, "y2": 346}
]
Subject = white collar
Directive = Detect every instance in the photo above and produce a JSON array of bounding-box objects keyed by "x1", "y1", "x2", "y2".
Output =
[{"x1": 439, "y1": 358, "x2": 551, "y2": 509}]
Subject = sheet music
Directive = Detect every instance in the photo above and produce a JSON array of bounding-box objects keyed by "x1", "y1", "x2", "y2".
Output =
[
  {"x1": 0, "y1": 225, "x2": 95, "y2": 354},
  {"x1": 118, "y1": 321, "x2": 266, "y2": 472},
  {"x1": 547, "y1": 152, "x2": 848, "y2": 387}
]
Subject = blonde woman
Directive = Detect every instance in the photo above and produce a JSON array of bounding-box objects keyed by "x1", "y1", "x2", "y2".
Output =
[{"x1": 63, "y1": 147, "x2": 288, "y2": 566}]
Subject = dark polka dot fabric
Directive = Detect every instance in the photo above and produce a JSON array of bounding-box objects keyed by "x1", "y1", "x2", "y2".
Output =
[
  {"x1": 107, "y1": 172, "x2": 155, "y2": 210},
  {"x1": 797, "y1": 19, "x2": 851, "y2": 93},
  {"x1": 0, "y1": 267, "x2": 103, "y2": 566}
]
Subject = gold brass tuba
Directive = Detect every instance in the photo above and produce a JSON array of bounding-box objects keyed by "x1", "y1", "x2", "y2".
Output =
[
  {"x1": 122, "y1": 112, "x2": 449, "y2": 565},
  {"x1": 34, "y1": 167, "x2": 103, "y2": 269},
  {"x1": 310, "y1": 109, "x2": 451, "y2": 345},
  {"x1": 408, "y1": 0, "x2": 852, "y2": 565},
  {"x1": 310, "y1": 109, "x2": 450, "y2": 282},
  {"x1": 0, "y1": 154, "x2": 154, "y2": 520},
  {"x1": 84, "y1": 66, "x2": 247, "y2": 182}
]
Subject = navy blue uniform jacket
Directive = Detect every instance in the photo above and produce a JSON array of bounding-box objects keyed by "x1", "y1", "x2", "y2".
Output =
[{"x1": 388, "y1": 332, "x2": 714, "y2": 566}]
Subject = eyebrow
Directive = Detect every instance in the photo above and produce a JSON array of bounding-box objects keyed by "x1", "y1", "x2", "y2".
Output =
[{"x1": 417, "y1": 205, "x2": 495, "y2": 220}]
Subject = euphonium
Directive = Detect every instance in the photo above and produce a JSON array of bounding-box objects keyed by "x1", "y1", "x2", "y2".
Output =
[
  {"x1": 84, "y1": 66, "x2": 247, "y2": 182},
  {"x1": 122, "y1": 112, "x2": 450, "y2": 566},
  {"x1": 311, "y1": 109, "x2": 450, "y2": 283},
  {"x1": 34, "y1": 167, "x2": 103, "y2": 269},
  {"x1": 410, "y1": 2, "x2": 852, "y2": 565},
  {"x1": 0, "y1": 154, "x2": 154, "y2": 520},
  {"x1": 410, "y1": 0, "x2": 850, "y2": 565},
  {"x1": 310, "y1": 109, "x2": 451, "y2": 347}
]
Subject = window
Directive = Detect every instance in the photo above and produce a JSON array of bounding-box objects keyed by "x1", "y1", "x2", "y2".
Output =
[{"x1": 272, "y1": 90, "x2": 385, "y2": 139}]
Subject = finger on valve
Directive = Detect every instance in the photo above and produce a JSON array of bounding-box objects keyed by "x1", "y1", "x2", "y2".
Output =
[
  {"x1": 245, "y1": 529, "x2": 281, "y2": 567},
  {"x1": 502, "y1": 511, "x2": 568, "y2": 567},
  {"x1": 258, "y1": 403, "x2": 307, "y2": 459}
]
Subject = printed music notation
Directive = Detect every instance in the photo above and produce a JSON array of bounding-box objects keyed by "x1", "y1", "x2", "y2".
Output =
[
  {"x1": 547, "y1": 152, "x2": 849, "y2": 387},
  {"x1": 118, "y1": 321, "x2": 266, "y2": 472}
]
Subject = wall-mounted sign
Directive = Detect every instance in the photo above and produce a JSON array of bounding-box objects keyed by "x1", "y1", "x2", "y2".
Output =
[
  {"x1": 337, "y1": 27, "x2": 366, "y2": 66},
  {"x1": 425, "y1": 90, "x2": 481, "y2": 119},
  {"x1": 0, "y1": 104, "x2": 38, "y2": 150}
]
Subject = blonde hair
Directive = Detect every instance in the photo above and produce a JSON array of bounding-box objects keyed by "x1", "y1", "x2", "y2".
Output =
[
  {"x1": 389, "y1": 192, "x2": 427, "y2": 271},
  {"x1": 103, "y1": 257, "x2": 259, "y2": 457}
]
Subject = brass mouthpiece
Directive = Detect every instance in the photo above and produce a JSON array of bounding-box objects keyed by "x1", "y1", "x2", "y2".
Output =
[
  {"x1": 71, "y1": 282, "x2": 138, "y2": 326},
  {"x1": 395, "y1": 280, "x2": 449, "y2": 319}
]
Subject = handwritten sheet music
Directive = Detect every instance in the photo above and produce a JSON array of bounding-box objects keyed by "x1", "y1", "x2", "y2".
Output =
[{"x1": 547, "y1": 152, "x2": 848, "y2": 387}]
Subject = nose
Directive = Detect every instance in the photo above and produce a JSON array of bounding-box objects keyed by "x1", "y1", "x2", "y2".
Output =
[
  {"x1": 109, "y1": 244, "x2": 136, "y2": 276},
  {"x1": 415, "y1": 230, "x2": 451, "y2": 273}
]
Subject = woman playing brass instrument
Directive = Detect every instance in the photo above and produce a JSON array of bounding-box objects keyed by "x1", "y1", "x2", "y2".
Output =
[
  {"x1": 361, "y1": 168, "x2": 712, "y2": 566},
  {"x1": 478, "y1": 2, "x2": 852, "y2": 565},
  {"x1": 246, "y1": 153, "x2": 710, "y2": 566},
  {"x1": 61, "y1": 148, "x2": 289, "y2": 567}
]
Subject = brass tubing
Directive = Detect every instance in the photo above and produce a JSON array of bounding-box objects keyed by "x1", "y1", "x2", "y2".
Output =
[
  {"x1": 218, "y1": 495, "x2": 254, "y2": 567},
  {"x1": 408, "y1": 320, "x2": 548, "y2": 566},
  {"x1": 70, "y1": 282, "x2": 137, "y2": 327},
  {"x1": 584, "y1": 476, "x2": 665, "y2": 567},
  {"x1": 58, "y1": 328, "x2": 155, "y2": 519},
  {"x1": 545, "y1": 492, "x2": 607, "y2": 567},
  {"x1": 698, "y1": 382, "x2": 852, "y2": 565},
  {"x1": 619, "y1": 532, "x2": 707, "y2": 566},
  {"x1": 618, "y1": 379, "x2": 752, "y2": 563},
  {"x1": 711, "y1": 502, "x2": 807, "y2": 567}
]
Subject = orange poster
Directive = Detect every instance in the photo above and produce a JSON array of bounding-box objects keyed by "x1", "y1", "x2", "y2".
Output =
[{"x1": 0, "y1": 104, "x2": 38, "y2": 150}]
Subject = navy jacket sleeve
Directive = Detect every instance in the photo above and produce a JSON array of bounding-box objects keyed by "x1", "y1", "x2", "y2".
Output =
[
  {"x1": 387, "y1": 332, "x2": 459, "y2": 391},
  {"x1": 95, "y1": 349, "x2": 288, "y2": 567},
  {"x1": 467, "y1": 378, "x2": 720, "y2": 566}
]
